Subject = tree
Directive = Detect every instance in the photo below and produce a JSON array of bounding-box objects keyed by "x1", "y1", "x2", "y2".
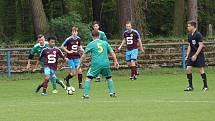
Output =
[
  {"x1": 188, "y1": 0, "x2": 197, "y2": 24},
  {"x1": 173, "y1": 0, "x2": 185, "y2": 35},
  {"x1": 30, "y1": 0, "x2": 49, "y2": 35},
  {"x1": 92, "y1": 0, "x2": 104, "y2": 21},
  {"x1": 119, "y1": 0, "x2": 146, "y2": 32}
]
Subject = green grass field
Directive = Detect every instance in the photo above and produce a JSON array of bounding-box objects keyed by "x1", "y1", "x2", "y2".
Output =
[{"x1": 0, "y1": 68, "x2": 215, "y2": 121}]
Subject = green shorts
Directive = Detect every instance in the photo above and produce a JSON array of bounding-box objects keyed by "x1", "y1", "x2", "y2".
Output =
[{"x1": 87, "y1": 66, "x2": 112, "y2": 78}]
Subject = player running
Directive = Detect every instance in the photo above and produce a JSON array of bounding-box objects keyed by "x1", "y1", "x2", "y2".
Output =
[
  {"x1": 27, "y1": 34, "x2": 66, "y2": 93},
  {"x1": 118, "y1": 21, "x2": 144, "y2": 80},
  {"x1": 61, "y1": 27, "x2": 84, "y2": 90},
  {"x1": 184, "y1": 21, "x2": 208, "y2": 91},
  {"x1": 35, "y1": 35, "x2": 68, "y2": 96},
  {"x1": 79, "y1": 31, "x2": 119, "y2": 99}
]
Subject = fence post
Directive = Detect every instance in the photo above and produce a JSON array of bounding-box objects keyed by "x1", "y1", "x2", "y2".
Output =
[
  {"x1": 181, "y1": 45, "x2": 186, "y2": 69},
  {"x1": 6, "y1": 49, "x2": 11, "y2": 80}
]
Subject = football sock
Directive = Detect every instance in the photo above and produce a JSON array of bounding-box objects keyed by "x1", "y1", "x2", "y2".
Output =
[
  {"x1": 43, "y1": 79, "x2": 49, "y2": 93},
  {"x1": 201, "y1": 73, "x2": 208, "y2": 87},
  {"x1": 107, "y1": 79, "x2": 115, "y2": 94},
  {"x1": 131, "y1": 66, "x2": 137, "y2": 77},
  {"x1": 84, "y1": 80, "x2": 91, "y2": 96},
  {"x1": 187, "y1": 73, "x2": 193, "y2": 88},
  {"x1": 78, "y1": 74, "x2": 83, "y2": 87},
  {"x1": 65, "y1": 74, "x2": 73, "y2": 87},
  {"x1": 50, "y1": 77, "x2": 57, "y2": 90}
]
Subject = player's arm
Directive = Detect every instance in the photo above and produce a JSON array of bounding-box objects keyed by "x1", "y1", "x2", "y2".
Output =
[
  {"x1": 79, "y1": 53, "x2": 86, "y2": 68},
  {"x1": 107, "y1": 42, "x2": 119, "y2": 68},
  {"x1": 186, "y1": 43, "x2": 191, "y2": 60},
  {"x1": 27, "y1": 47, "x2": 36, "y2": 69},
  {"x1": 61, "y1": 40, "x2": 73, "y2": 54},
  {"x1": 192, "y1": 34, "x2": 205, "y2": 61},
  {"x1": 33, "y1": 49, "x2": 43, "y2": 72},
  {"x1": 118, "y1": 38, "x2": 126, "y2": 51},
  {"x1": 110, "y1": 51, "x2": 119, "y2": 68},
  {"x1": 79, "y1": 45, "x2": 84, "y2": 53},
  {"x1": 58, "y1": 49, "x2": 68, "y2": 61},
  {"x1": 138, "y1": 38, "x2": 144, "y2": 53}
]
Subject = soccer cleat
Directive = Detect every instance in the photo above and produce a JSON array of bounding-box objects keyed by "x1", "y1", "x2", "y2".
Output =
[
  {"x1": 41, "y1": 92, "x2": 47, "y2": 96},
  {"x1": 35, "y1": 85, "x2": 42, "y2": 93},
  {"x1": 52, "y1": 90, "x2": 58, "y2": 94},
  {"x1": 202, "y1": 87, "x2": 209, "y2": 91},
  {"x1": 81, "y1": 95, "x2": 90, "y2": 99},
  {"x1": 131, "y1": 75, "x2": 137, "y2": 81},
  {"x1": 110, "y1": 93, "x2": 117, "y2": 98},
  {"x1": 184, "y1": 87, "x2": 194, "y2": 91}
]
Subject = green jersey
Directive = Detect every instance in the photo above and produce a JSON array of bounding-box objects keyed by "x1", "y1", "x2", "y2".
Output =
[
  {"x1": 30, "y1": 42, "x2": 48, "y2": 55},
  {"x1": 84, "y1": 39, "x2": 113, "y2": 68},
  {"x1": 89, "y1": 31, "x2": 108, "y2": 41},
  {"x1": 29, "y1": 42, "x2": 48, "y2": 65}
]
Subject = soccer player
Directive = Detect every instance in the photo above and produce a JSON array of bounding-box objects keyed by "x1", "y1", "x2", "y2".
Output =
[
  {"x1": 118, "y1": 21, "x2": 144, "y2": 80},
  {"x1": 35, "y1": 35, "x2": 68, "y2": 96},
  {"x1": 184, "y1": 21, "x2": 208, "y2": 91},
  {"x1": 61, "y1": 27, "x2": 84, "y2": 89},
  {"x1": 28, "y1": 35, "x2": 66, "y2": 93},
  {"x1": 92, "y1": 21, "x2": 108, "y2": 82},
  {"x1": 79, "y1": 31, "x2": 119, "y2": 99}
]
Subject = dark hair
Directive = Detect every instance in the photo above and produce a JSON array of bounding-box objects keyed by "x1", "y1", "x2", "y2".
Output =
[
  {"x1": 93, "y1": 21, "x2": 100, "y2": 26},
  {"x1": 187, "y1": 20, "x2": 197, "y2": 28},
  {"x1": 92, "y1": 30, "x2": 99, "y2": 37},
  {"x1": 126, "y1": 21, "x2": 132, "y2": 25},
  {"x1": 37, "y1": 34, "x2": 44, "y2": 39},
  {"x1": 71, "y1": 26, "x2": 78, "y2": 32},
  {"x1": 47, "y1": 35, "x2": 57, "y2": 42}
]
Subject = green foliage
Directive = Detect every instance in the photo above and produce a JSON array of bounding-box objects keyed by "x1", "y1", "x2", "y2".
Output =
[{"x1": 49, "y1": 13, "x2": 91, "y2": 42}]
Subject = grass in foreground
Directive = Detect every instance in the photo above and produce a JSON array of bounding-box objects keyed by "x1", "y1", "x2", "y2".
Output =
[{"x1": 0, "y1": 67, "x2": 215, "y2": 121}]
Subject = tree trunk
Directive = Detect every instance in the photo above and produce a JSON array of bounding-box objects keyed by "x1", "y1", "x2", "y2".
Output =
[
  {"x1": 188, "y1": 0, "x2": 197, "y2": 25},
  {"x1": 30, "y1": 0, "x2": 49, "y2": 35},
  {"x1": 119, "y1": 0, "x2": 147, "y2": 35},
  {"x1": 173, "y1": 0, "x2": 185, "y2": 35},
  {"x1": 92, "y1": 0, "x2": 104, "y2": 22}
]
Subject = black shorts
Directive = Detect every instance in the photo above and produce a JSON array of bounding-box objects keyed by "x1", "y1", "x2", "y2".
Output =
[{"x1": 187, "y1": 52, "x2": 205, "y2": 67}]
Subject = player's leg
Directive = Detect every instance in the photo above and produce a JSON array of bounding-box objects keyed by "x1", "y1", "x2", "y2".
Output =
[
  {"x1": 74, "y1": 58, "x2": 83, "y2": 89},
  {"x1": 197, "y1": 54, "x2": 208, "y2": 91},
  {"x1": 82, "y1": 67, "x2": 100, "y2": 99},
  {"x1": 130, "y1": 49, "x2": 138, "y2": 80},
  {"x1": 126, "y1": 50, "x2": 132, "y2": 79},
  {"x1": 41, "y1": 67, "x2": 52, "y2": 95},
  {"x1": 184, "y1": 66, "x2": 193, "y2": 91},
  {"x1": 82, "y1": 76, "x2": 93, "y2": 99},
  {"x1": 50, "y1": 74, "x2": 58, "y2": 94},
  {"x1": 35, "y1": 62, "x2": 45, "y2": 93},
  {"x1": 199, "y1": 67, "x2": 208, "y2": 91},
  {"x1": 55, "y1": 78, "x2": 67, "y2": 90},
  {"x1": 64, "y1": 59, "x2": 76, "y2": 88},
  {"x1": 101, "y1": 67, "x2": 116, "y2": 97}
]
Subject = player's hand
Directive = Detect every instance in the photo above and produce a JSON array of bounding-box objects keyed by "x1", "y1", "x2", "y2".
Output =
[
  {"x1": 65, "y1": 57, "x2": 69, "y2": 62},
  {"x1": 114, "y1": 61, "x2": 119, "y2": 69},
  {"x1": 191, "y1": 54, "x2": 197, "y2": 61},
  {"x1": 68, "y1": 50, "x2": 74, "y2": 54},
  {"x1": 32, "y1": 68, "x2": 36, "y2": 72},
  {"x1": 117, "y1": 47, "x2": 121, "y2": 51},
  {"x1": 185, "y1": 56, "x2": 188, "y2": 60},
  {"x1": 27, "y1": 63, "x2": 31, "y2": 69}
]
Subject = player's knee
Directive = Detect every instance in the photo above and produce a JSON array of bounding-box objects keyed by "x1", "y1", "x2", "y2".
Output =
[
  {"x1": 106, "y1": 76, "x2": 112, "y2": 80},
  {"x1": 186, "y1": 68, "x2": 192, "y2": 74},
  {"x1": 87, "y1": 76, "x2": 94, "y2": 80}
]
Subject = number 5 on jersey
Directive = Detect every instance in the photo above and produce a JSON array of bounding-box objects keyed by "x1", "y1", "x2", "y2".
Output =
[
  {"x1": 48, "y1": 54, "x2": 56, "y2": 63},
  {"x1": 97, "y1": 43, "x2": 103, "y2": 53},
  {"x1": 126, "y1": 37, "x2": 133, "y2": 45}
]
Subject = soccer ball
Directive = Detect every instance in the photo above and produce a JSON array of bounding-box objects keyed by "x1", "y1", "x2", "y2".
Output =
[
  {"x1": 67, "y1": 90, "x2": 73, "y2": 95},
  {"x1": 67, "y1": 86, "x2": 75, "y2": 95}
]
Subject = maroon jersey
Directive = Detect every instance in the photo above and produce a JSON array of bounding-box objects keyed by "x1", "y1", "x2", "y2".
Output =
[
  {"x1": 62, "y1": 36, "x2": 81, "y2": 59},
  {"x1": 123, "y1": 29, "x2": 140, "y2": 50},
  {"x1": 39, "y1": 47, "x2": 65, "y2": 70}
]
